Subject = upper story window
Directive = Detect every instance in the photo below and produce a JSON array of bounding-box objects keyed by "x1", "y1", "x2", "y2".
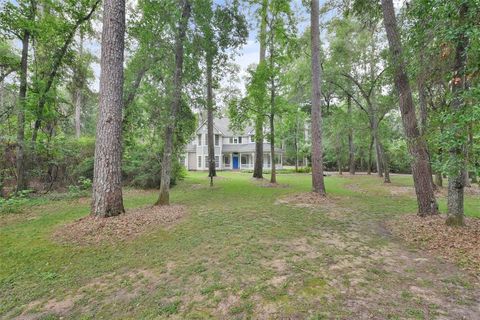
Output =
[
  {"x1": 197, "y1": 134, "x2": 202, "y2": 146},
  {"x1": 215, "y1": 134, "x2": 220, "y2": 146},
  {"x1": 229, "y1": 136, "x2": 242, "y2": 144},
  {"x1": 250, "y1": 135, "x2": 255, "y2": 143}
]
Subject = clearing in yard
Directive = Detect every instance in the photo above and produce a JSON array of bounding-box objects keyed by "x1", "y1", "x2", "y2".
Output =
[{"x1": 1, "y1": 172, "x2": 479, "y2": 319}]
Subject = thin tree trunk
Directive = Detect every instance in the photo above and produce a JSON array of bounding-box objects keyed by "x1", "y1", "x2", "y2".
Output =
[
  {"x1": 253, "y1": 0, "x2": 268, "y2": 179},
  {"x1": 156, "y1": 0, "x2": 190, "y2": 205},
  {"x1": 347, "y1": 96, "x2": 355, "y2": 175},
  {"x1": 381, "y1": 0, "x2": 438, "y2": 216},
  {"x1": 434, "y1": 173, "x2": 443, "y2": 187},
  {"x1": 16, "y1": 30, "x2": 30, "y2": 192},
  {"x1": 337, "y1": 157, "x2": 342, "y2": 175},
  {"x1": 310, "y1": 0, "x2": 326, "y2": 195},
  {"x1": 367, "y1": 136, "x2": 373, "y2": 175},
  {"x1": 74, "y1": 31, "x2": 84, "y2": 139},
  {"x1": 91, "y1": 0, "x2": 126, "y2": 217},
  {"x1": 294, "y1": 117, "x2": 299, "y2": 172},
  {"x1": 206, "y1": 55, "x2": 216, "y2": 186},
  {"x1": 372, "y1": 118, "x2": 383, "y2": 177},
  {"x1": 269, "y1": 114, "x2": 276, "y2": 184},
  {"x1": 383, "y1": 147, "x2": 391, "y2": 183},
  {"x1": 446, "y1": 3, "x2": 468, "y2": 226}
]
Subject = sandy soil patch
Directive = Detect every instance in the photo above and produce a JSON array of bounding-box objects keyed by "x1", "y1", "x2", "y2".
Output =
[
  {"x1": 387, "y1": 214, "x2": 480, "y2": 276},
  {"x1": 251, "y1": 178, "x2": 289, "y2": 188},
  {"x1": 53, "y1": 205, "x2": 187, "y2": 245},
  {"x1": 276, "y1": 192, "x2": 340, "y2": 208}
]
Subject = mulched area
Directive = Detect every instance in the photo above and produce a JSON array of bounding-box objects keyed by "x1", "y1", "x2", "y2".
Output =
[
  {"x1": 387, "y1": 214, "x2": 480, "y2": 277},
  {"x1": 53, "y1": 205, "x2": 187, "y2": 246}
]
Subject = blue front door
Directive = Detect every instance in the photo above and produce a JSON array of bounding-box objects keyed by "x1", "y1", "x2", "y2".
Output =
[{"x1": 233, "y1": 155, "x2": 239, "y2": 169}]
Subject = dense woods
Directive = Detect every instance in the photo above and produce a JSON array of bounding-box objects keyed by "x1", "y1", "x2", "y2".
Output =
[{"x1": 0, "y1": 0, "x2": 478, "y2": 217}]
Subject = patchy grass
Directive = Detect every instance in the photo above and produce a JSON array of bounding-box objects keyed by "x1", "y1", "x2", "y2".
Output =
[{"x1": 0, "y1": 172, "x2": 479, "y2": 319}]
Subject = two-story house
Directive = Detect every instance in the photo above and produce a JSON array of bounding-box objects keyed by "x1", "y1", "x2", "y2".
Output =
[{"x1": 184, "y1": 117, "x2": 284, "y2": 170}]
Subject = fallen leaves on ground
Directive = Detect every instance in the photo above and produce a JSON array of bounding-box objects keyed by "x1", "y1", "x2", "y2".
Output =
[
  {"x1": 53, "y1": 205, "x2": 186, "y2": 245},
  {"x1": 387, "y1": 214, "x2": 480, "y2": 277}
]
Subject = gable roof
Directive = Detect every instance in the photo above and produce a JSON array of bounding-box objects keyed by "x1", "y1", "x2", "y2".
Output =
[{"x1": 196, "y1": 117, "x2": 254, "y2": 137}]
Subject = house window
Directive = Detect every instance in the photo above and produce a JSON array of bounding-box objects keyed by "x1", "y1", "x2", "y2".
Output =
[
  {"x1": 241, "y1": 155, "x2": 248, "y2": 165},
  {"x1": 224, "y1": 155, "x2": 230, "y2": 166},
  {"x1": 250, "y1": 135, "x2": 255, "y2": 142},
  {"x1": 215, "y1": 134, "x2": 220, "y2": 146},
  {"x1": 228, "y1": 136, "x2": 242, "y2": 144},
  {"x1": 215, "y1": 156, "x2": 220, "y2": 168},
  {"x1": 197, "y1": 156, "x2": 202, "y2": 168},
  {"x1": 197, "y1": 134, "x2": 202, "y2": 146}
]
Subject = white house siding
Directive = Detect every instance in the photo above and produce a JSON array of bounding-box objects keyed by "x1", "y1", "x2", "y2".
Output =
[
  {"x1": 187, "y1": 152, "x2": 196, "y2": 170},
  {"x1": 185, "y1": 117, "x2": 283, "y2": 171}
]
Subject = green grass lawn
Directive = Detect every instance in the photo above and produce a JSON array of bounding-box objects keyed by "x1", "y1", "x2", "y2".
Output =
[{"x1": 1, "y1": 172, "x2": 478, "y2": 319}]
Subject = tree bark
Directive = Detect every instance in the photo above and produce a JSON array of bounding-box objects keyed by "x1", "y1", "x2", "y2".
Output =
[
  {"x1": 253, "y1": 0, "x2": 268, "y2": 179},
  {"x1": 16, "y1": 30, "x2": 30, "y2": 192},
  {"x1": 156, "y1": 0, "x2": 190, "y2": 205},
  {"x1": 434, "y1": 173, "x2": 443, "y2": 187},
  {"x1": 381, "y1": 0, "x2": 438, "y2": 216},
  {"x1": 91, "y1": 0, "x2": 126, "y2": 217},
  {"x1": 446, "y1": 3, "x2": 468, "y2": 226},
  {"x1": 206, "y1": 55, "x2": 216, "y2": 186},
  {"x1": 383, "y1": 147, "x2": 391, "y2": 183},
  {"x1": 367, "y1": 136, "x2": 373, "y2": 175},
  {"x1": 310, "y1": 0, "x2": 326, "y2": 195},
  {"x1": 74, "y1": 31, "x2": 84, "y2": 139},
  {"x1": 347, "y1": 96, "x2": 355, "y2": 175},
  {"x1": 372, "y1": 118, "x2": 383, "y2": 177},
  {"x1": 269, "y1": 113, "x2": 276, "y2": 184}
]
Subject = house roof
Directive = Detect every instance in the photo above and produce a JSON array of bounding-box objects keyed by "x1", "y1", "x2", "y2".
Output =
[{"x1": 196, "y1": 117, "x2": 254, "y2": 137}]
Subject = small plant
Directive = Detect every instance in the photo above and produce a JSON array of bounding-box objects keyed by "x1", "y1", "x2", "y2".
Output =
[
  {"x1": 67, "y1": 177, "x2": 92, "y2": 197},
  {"x1": 0, "y1": 190, "x2": 34, "y2": 214}
]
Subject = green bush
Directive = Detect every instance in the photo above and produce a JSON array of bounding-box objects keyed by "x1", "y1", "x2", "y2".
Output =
[{"x1": 0, "y1": 190, "x2": 34, "y2": 214}]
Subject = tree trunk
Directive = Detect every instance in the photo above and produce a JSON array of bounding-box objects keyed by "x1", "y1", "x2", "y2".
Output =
[
  {"x1": 74, "y1": 31, "x2": 84, "y2": 139},
  {"x1": 434, "y1": 173, "x2": 443, "y2": 187},
  {"x1": 206, "y1": 55, "x2": 216, "y2": 186},
  {"x1": 156, "y1": 0, "x2": 190, "y2": 206},
  {"x1": 367, "y1": 136, "x2": 373, "y2": 175},
  {"x1": 446, "y1": 3, "x2": 468, "y2": 226},
  {"x1": 381, "y1": 0, "x2": 438, "y2": 216},
  {"x1": 16, "y1": 30, "x2": 30, "y2": 192},
  {"x1": 269, "y1": 114, "x2": 276, "y2": 184},
  {"x1": 347, "y1": 96, "x2": 355, "y2": 175},
  {"x1": 383, "y1": 147, "x2": 391, "y2": 183},
  {"x1": 371, "y1": 118, "x2": 383, "y2": 177},
  {"x1": 91, "y1": 0, "x2": 126, "y2": 217},
  {"x1": 253, "y1": 0, "x2": 268, "y2": 179},
  {"x1": 294, "y1": 118, "x2": 299, "y2": 172},
  {"x1": 310, "y1": 0, "x2": 326, "y2": 195}
]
